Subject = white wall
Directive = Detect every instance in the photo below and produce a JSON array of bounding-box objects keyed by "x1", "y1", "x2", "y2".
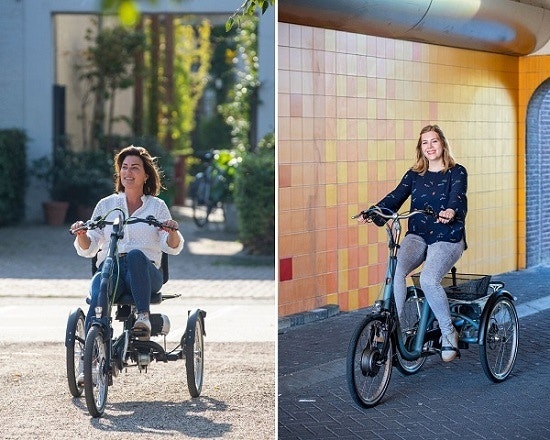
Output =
[{"x1": 0, "y1": 1, "x2": 25, "y2": 129}]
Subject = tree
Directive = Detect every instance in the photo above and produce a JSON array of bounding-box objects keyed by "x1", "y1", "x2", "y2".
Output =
[
  {"x1": 77, "y1": 19, "x2": 145, "y2": 149},
  {"x1": 167, "y1": 19, "x2": 212, "y2": 155},
  {"x1": 100, "y1": 0, "x2": 274, "y2": 29},
  {"x1": 226, "y1": 0, "x2": 275, "y2": 31},
  {"x1": 219, "y1": 16, "x2": 259, "y2": 152}
]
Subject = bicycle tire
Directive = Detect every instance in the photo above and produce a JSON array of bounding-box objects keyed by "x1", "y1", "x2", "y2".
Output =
[
  {"x1": 346, "y1": 315, "x2": 393, "y2": 408},
  {"x1": 83, "y1": 325, "x2": 109, "y2": 417},
  {"x1": 394, "y1": 289, "x2": 431, "y2": 375},
  {"x1": 65, "y1": 308, "x2": 85, "y2": 397},
  {"x1": 479, "y1": 296, "x2": 518, "y2": 382},
  {"x1": 192, "y1": 176, "x2": 213, "y2": 227},
  {"x1": 183, "y1": 309, "x2": 205, "y2": 397}
]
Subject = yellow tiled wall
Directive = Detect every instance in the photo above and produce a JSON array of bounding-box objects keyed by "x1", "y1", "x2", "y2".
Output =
[{"x1": 278, "y1": 22, "x2": 550, "y2": 317}]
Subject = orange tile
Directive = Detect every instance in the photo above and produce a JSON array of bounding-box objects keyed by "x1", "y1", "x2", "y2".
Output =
[
  {"x1": 339, "y1": 290, "x2": 349, "y2": 312},
  {"x1": 326, "y1": 271, "x2": 338, "y2": 293},
  {"x1": 326, "y1": 228, "x2": 338, "y2": 251},
  {"x1": 326, "y1": 250, "x2": 338, "y2": 271},
  {"x1": 290, "y1": 94, "x2": 303, "y2": 117},
  {"x1": 348, "y1": 227, "x2": 359, "y2": 251},
  {"x1": 358, "y1": 288, "x2": 371, "y2": 308},
  {"x1": 279, "y1": 164, "x2": 291, "y2": 188}
]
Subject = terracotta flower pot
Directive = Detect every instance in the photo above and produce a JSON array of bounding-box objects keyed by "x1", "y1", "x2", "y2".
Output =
[{"x1": 42, "y1": 201, "x2": 69, "y2": 226}]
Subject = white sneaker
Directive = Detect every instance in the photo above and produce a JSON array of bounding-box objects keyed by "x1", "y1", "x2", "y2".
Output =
[
  {"x1": 76, "y1": 360, "x2": 84, "y2": 386},
  {"x1": 133, "y1": 312, "x2": 151, "y2": 340},
  {"x1": 441, "y1": 329, "x2": 460, "y2": 362},
  {"x1": 77, "y1": 365, "x2": 98, "y2": 386}
]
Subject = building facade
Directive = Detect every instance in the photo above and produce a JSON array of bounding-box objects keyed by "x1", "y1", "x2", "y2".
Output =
[
  {"x1": 0, "y1": 0, "x2": 274, "y2": 222},
  {"x1": 278, "y1": 0, "x2": 550, "y2": 316}
]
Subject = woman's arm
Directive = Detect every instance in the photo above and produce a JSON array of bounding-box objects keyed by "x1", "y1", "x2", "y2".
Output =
[
  {"x1": 447, "y1": 165, "x2": 468, "y2": 219},
  {"x1": 376, "y1": 169, "x2": 415, "y2": 211}
]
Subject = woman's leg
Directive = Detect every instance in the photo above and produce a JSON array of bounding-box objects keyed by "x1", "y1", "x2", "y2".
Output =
[
  {"x1": 419, "y1": 240, "x2": 465, "y2": 336},
  {"x1": 394, "y1": 234, "x2": 427, "y2": 319},
  {"x1": 124, "y1": 249, "x2": 163, "y2": 315},
  {"x1": 84, "y1": 271, "x2": 103, "y2": 332}
]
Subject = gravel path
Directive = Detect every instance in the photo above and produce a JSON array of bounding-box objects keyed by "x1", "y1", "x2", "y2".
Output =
[{"x1": 1, "y1": 341, "x2": 275, "y2": 439}]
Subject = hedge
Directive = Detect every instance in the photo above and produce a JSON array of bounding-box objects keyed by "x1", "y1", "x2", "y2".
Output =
[
  {"x1": 0, "y1": 129, "x2": 27, "y2": 226},
  {"x1": 234, "y1": 144, "x2": 275, "y2": 255}
]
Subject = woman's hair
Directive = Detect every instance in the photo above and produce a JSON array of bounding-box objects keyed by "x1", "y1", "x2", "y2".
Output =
[
  {"x1": 411, "y1": 124, "x2": 456, "y2": 174},
  {"x1": 114, "y1": 145, "x2": 164, "y2": 196}
]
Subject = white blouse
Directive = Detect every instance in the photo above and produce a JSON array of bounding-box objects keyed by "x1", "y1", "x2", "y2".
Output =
[{"x1": 74, "y1": 193, "x2": 184, "y2": 268}]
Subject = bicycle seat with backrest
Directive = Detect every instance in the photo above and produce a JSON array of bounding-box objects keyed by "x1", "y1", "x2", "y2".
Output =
[{"x1": 91, "y1": 252, "x2": 169, "y2": 305}]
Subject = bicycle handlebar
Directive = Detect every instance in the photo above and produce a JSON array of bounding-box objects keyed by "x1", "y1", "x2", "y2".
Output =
[
  {"x1": 352, "y1": 205, "x2": 436, "y2": 221},
  {"x1": 69, "y1": 215, "x2": 178, "y2": 235}
]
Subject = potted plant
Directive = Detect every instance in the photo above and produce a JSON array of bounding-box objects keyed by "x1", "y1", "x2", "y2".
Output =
[
  {"x1": 30, "y1": 146, "x2": 71, "y2": 225},
  {"x1": 30, "y1": 147, "x2": 113, "y2": 225},
  {"x1": 61, "y1": 150, "x2": 113, "y2": 221}
]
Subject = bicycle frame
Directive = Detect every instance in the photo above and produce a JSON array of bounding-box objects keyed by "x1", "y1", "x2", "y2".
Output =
[
  {"x1": 89, "y1": 213, "x2": 125, "y2": 383},
  {"x1": 361, "y1": 207, "x2": 437, "y2": 362}
]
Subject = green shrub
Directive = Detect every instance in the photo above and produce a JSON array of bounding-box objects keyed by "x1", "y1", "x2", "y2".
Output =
[
  {"x1": 30, "y1": 145, "x2": 113, "y2": 222},
  {"x1": 0, "y1": 129, "x2": 27, "y2": 226},
  {"x1": 234, "y1": 134, "x2": 274, "y2": 255}
]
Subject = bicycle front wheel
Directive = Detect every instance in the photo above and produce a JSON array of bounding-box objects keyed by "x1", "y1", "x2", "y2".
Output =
[
  {"x1": 479, "y1": 296, "x2": 519, "y2": 382},
  {"x1": 192, "y1": 177, "x2": 213, "y2": 227},
  {"x1": 346, "y1": 316, "x2": 393, "y2": 408},
  {"x1": 83, "y1": 325, "x2": 109, "y2": 417}
]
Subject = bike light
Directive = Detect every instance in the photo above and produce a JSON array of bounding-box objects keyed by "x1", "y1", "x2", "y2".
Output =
[
  {"x1": 95, "y1": 306, "x2": 102, "y2": 318},
  {"x1": 372, "y1": 300, "x2": 383, "y2": 313}
]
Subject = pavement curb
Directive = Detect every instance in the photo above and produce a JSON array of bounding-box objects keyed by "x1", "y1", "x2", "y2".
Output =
[{"x1": 278, "y1": 304, "x2": 340, "y2": 332}]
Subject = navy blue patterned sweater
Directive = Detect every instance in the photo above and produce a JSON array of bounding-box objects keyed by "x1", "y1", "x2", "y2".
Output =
[{"x1": 376, "y1": 164, "x2": 468, "y2": 246}]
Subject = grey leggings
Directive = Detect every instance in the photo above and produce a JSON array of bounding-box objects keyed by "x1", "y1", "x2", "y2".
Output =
[{"x1": 394, "y1": 234, "x2": 465, "y2": 336}]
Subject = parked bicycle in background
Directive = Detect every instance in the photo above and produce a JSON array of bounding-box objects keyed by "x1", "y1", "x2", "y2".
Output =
[{"x1": 189, "y1": 150, "x2": 237, "y2": 228}]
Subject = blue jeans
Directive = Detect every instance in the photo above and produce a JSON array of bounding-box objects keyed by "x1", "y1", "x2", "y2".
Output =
[{"x1": 85, "y1": 249, "x2": 163, "y2": 330}]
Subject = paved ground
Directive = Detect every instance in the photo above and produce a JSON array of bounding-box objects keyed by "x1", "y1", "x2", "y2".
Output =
[{"x1": 279, "y1": 265, "x2": 550, "y2": 440}]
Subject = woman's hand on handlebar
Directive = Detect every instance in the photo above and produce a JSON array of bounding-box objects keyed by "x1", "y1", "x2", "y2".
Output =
[
  {"x1": 70, "y1": 221, "x2": 92, "y2": 250},
  {"x1": 160, "y1": 219, "x2": 179, "y2": 233},
  {"x1": 70, "y1": 221, "x2": 88, "y2": 236},
  {"x1": 437, "y1": 208, "x2": 455, "y2": 224}
]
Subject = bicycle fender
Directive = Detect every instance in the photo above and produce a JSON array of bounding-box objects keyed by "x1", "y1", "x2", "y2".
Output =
[
  {"x1": 184, "y1": 309, "x2": 207, "y2": 347},
  {"x1": 477, "y1": 289, "x2": 515, "y2": 346},
  {"x1": 65, "y1": 308, "x2": 85, "y2": 348},
  {"x1": 406, "y1": 285, "x2": 425, "y2": 299}
]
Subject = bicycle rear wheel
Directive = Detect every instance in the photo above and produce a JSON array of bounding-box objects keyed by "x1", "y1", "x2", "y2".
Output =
[
  {"x1": 479, "y1": 296, "x2": 518, "y2": 382},
  {"x1": 346, "y1": 315, "x2": 392, "y2": 408},
  {"x1": 65, "y1": 308, "x2": 85, "y2": 397},
  {"x1": 183, "y1": 309, "x2": 205, "y2": 397},
  {"x1": 83, "y1": 325, "x2": 109, "y2": 417}
]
